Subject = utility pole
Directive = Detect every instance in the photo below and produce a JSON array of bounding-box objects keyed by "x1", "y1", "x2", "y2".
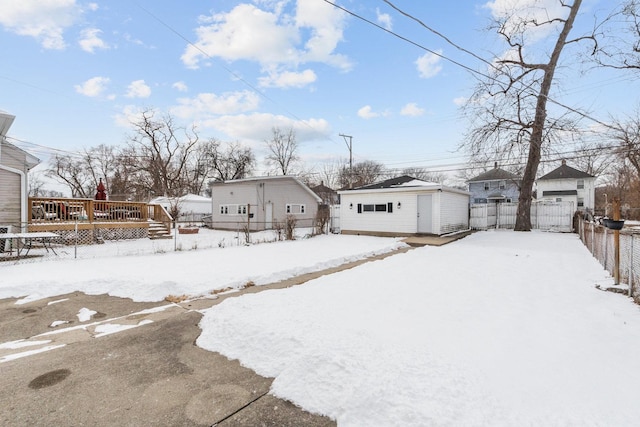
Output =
[{"x1": 339, "y1": 134, "x2": 353, "y2": 188}]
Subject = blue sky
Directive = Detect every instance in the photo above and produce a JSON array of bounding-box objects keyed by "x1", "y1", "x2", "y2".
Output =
[{"x1": 1, "y1": 0, "x2": 637, "y2": 186}]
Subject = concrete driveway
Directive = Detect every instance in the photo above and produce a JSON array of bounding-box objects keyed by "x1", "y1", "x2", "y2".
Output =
[
  {"x1": 0, "y1": 247, "x2": 416, "y2": 426},
  {"x1": 0, "y1": 292, "x2": 334, "y2": 426}
]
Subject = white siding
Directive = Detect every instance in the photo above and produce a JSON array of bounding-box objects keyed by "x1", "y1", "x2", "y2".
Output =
[
  {"x1": 340, "y1": 188, "x2": 470, "y2": 236},
  {"x1": 0, "y1": 169, "x2": 20, "y2": 225},
  {"x1": 438, "y1": 191, "x2": 470, "y2": 233},
  {"x1": 537, "y1": 177, "x2": 596, "y2": 211},
  {"x1": 340, "y1": 192, "x2": 418, "y2": 234}
]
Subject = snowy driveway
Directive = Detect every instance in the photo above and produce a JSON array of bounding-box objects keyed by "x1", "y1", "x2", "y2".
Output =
[{"x1": 197, "y1": 231, "x2": 640, "y2": 426}]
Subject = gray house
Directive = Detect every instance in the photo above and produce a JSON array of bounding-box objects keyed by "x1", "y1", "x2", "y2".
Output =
[
  {"x1": 209, "y1": 176, "x2": 322, "y2": 231},
  {"x1": 467, "y1": 163, "x2": 521, "y2": 204},
  {"x1": 0, "y1": 112, "x2": 40, "y2": 231}
]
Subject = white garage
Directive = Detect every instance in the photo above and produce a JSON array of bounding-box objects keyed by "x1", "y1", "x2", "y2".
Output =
[{"x1": 338, "y1": 176, "x2": 470, "y2": 236}]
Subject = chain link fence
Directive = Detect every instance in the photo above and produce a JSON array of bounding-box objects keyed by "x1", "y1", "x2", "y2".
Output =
[
  {"x1": 577, "y1": 217, "x2": 640, "y2": 303},
  {"x1": 0, "y1": 218, "x2": 322, "y2": 265}
]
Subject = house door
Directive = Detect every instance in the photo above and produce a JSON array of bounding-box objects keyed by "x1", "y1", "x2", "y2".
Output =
[
  {"x1": 417, "y1": 195, "x2": 432, "y2": 233},
  {"x1": 265, "y1": 203, "x2": 273, "y2": 229}
]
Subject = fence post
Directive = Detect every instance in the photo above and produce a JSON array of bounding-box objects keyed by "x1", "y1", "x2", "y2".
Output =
[
  {"x1": 629, "y1": 235, "x2": 634, "y2": 298},
  {"x1": 603, "y1": 227, "x2": 608, "y2": 270}
]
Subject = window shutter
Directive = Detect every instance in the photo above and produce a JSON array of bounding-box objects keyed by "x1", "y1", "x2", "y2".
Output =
[
  {"x1": 357, "y1": 203, "x2": 362, "y2": 213},
  {"x1": 387, "y1": 202, "x2": 393, "y2": 213}
]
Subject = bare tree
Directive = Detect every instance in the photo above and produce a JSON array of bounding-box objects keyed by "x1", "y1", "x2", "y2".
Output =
[
  {"x1": 127, "y1": 109, "x2": 199, "y2": 198},
  {"x1": 463, "y1": 0, "x2": 587, "y2": 230},
  {"x1": 611, "y1": 112, "x2": 640, "y2": 178},
  {"x1": 591, "y1": 1, "x2": 640, "y2": 71},
  {"x1": 338, "y1": 160, "x2": 385, "y2": 189},
  {"x1": 46, "y1": 154, "x2": 94, "y2": 198},
  {"x1": 206, "y1": 139, "x2": 255, "y2": 181},
  {"x1": 28, "y1": 171, "x2": 47, "y2": 197},
  {"x1": 317, "y1": 160, "x2": 345, "y2": 190},
  {"x1": 400, "y1": 167, "x2": 448, "y2": 184},
  {"x1": 265, "y1": 127, "x2": 300, "y2": 175}
]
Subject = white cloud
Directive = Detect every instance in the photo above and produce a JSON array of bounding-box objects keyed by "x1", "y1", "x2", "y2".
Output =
[
  {"x1": 114, "y1": 105, "x2": 146, "y2": 128},
  {"x1": 358, "y1": 105, "x2": 379, "y2": 119},
  {"x1": 125, "y1": 80, "x2": 151, "y2": 98},
  {"x1": 483, "y1": 0, "x2": 566, "y2": 43},
  {"x1": 376, "y1": 8, "x2": 392, "y2": 31},
  {"x1": 201, "y1": 113, "x2": 331, "y2": 144},
  {"x1": 182, "y1": 4, "x2": 298, "y2": 68},
  {"x1": 172, "y1": 81, "x2": 188, "y2": 92},
  {"x1": 0, "y1": 0, "x2": 83, "y2": 49},
  {"x1": 453, "y1": 96, "x2": 468, "y2": 106},
  {"x1": 400, "y1": 103, "x2": 425, "y2": 117},
  {"x1": 74, "y1": 76, "x2": 110, "y2": 97},
  {"x1": 171, "y1": 91, "x2": 261, "y2": 119},
  {"x1": 182, "y1": 1, "x2": 352, "y2": 73},
  {"x1": 416, "y1": 51, "x2": 443, "y2": 79},
  {"x1": 79, "y1": 28, "x2": 109, "y2": 53},
  {"x1": 258, "y1": 69, "x2": 317, "y2": 88}
]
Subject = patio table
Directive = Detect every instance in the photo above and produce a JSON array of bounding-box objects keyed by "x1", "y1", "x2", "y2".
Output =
[{"x1": 0, "y1": 232, "x2": 60, "y2": 258}]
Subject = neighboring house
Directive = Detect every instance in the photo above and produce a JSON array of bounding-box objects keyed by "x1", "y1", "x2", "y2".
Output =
[
  {"x1": 467, "y1": 162, "x2": 521, "y2": 204},
  {"x1": 0, "y1": 112, "x2": 40, "y2": 232},
  {"x1": 338, "y1": 175, "x2": 470, "y2": 236},
  {"x1": 150, "y1": 193, "x2": 212, "y2": 221},
  {"x1": 310, "y1": 181, "x2": 339, "y2": 205},
  {"x1": 209, "y1": 176, "x2": 322, "y2": 231},
  {"x1": 536, "y1": 160, "x2": 596, "y2": 212}
]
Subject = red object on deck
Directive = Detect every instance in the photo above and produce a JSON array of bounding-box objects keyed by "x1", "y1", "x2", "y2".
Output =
[{"x1": 95, "y1": 178, "x2": 107, "y2": 200}]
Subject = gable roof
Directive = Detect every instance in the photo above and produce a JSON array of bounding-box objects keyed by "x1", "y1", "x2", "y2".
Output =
[
  {"x1": 211, "y1": 175, "x2": 322, "y2": 203},
  {"x1": 356, "y1": 175, "x2": 438, "y2": 190},
  {"x1": 467, "y1": 166, "x2": 519, "y2": 183},
  {"x1": 310, "y1": 182, "x2": 336, "y2": 194},
  {"x1": 538, "y1": 163, "x2": 594, "y2": 180}
]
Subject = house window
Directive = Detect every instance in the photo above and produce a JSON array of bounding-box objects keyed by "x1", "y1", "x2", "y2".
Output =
[
  {"x1": 577, "y1": 179, "x2": 584, "y2": 189},
  {"x1": 220, "y1": 204, "x2": 247, "y2": 215},
  {"x1": 578, "y1": 198, "x2": 584, "y2": 208},
  {"x1": 474, "y1": 198, "x2": 487, "y2": 204},
  {"x1": 499, "y1": 180, "x2": 506, "y2": 190},
  {"x1": 286, "y1": 204, "x2": 306, "y2": 214},
  {"x1": 358, "y1": 203, "x2": 393, "y2": 213},
  {"x1": 484, "y1": 182, "x2": 490, "y2": 190},
  {"x1": 556, "y1": 198, "x2": 562, "y2": 202}
]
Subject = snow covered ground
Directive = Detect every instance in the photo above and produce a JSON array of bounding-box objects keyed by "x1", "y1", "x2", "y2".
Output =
[
  {"x1": 0, "y1": 229, "x2": 405, "y2": 304},
  {"x1": 197, "y1": 231, "x2": 640, "y2": 426},
  {"x1": 3, "y1": 229, "x2": 640, "y2": 425}
]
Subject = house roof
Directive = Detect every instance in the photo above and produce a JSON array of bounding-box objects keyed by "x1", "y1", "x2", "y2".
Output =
[
  {"x1": 339, "y1": 175, "x2": 469, "y2": 196},
  {"x1": 538, "y1": 163, "x2": 594, "y2": 180},
  {"x1": 0, "y1": 111, "x2": 15, "y2": 138},
  {"x1": 467, "y1": 166, "x2": 519, "y2": 183},
  {"x1": 355, "y1": 175, "x2": 439, "y2": 190},
  {"x1": 211, "y1": 175, "x2": 322, "y2": 203},
  {"x1": 310, "y1": 182, "x2": 336, "y2": 194}
]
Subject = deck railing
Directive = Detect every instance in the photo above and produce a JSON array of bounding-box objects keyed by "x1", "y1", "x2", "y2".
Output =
[{"x1": 28, "y1": 197, "x2": 170, "y2": 225}]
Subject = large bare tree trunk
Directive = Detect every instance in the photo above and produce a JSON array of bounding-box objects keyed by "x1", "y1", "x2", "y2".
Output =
[{"x1": 515, "y1": 0, "x2": 583, "y2": 231}]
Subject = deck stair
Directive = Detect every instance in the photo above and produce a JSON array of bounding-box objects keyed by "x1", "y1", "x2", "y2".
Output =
[{"x1": 148, "y1": 221, "x2": 172, "y2": 240}]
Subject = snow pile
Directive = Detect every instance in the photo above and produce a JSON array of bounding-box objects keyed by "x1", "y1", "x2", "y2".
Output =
[{"x1": 198, "y1": 231, "x2": 640, "y2": 426}]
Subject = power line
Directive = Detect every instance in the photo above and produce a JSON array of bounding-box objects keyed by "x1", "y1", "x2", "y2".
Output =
[{"x1": 324, "y1": 1, "x2": 620, "y2": 131}]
